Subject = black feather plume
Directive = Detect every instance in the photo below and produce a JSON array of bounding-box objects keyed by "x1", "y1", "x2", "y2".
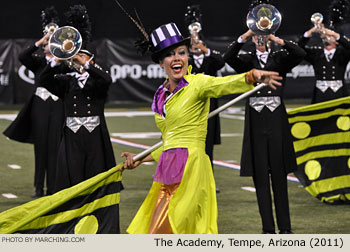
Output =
[
  {"x1": 184, "y1": 5, "x2": 202, "y2": 27},
  {"x1": 41, "y1": 6, "x2": 59, "y2": 29},
  {"x1": 113, "y1": 0, "x2": 152, "y2": 55},
  {"x1": 134, "y1": 38, "x2": 152, "y2": 55},
  {"x1": 249, "y1": 0, "x2": 272, "y2": 10},
  {"x1": 328, "y1": 0, "x2": 350, "y2": 29},
  {"x1": 64, "y1": 5, "x2": 92, "y2": 43}
]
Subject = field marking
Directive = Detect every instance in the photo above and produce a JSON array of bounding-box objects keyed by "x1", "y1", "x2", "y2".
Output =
[
  {"x1": 0, "y1": 111, "x2": 156, "y2": 122},
  {"x1": 224, "y1": 107, "x2": 245, "y2": 114},
  {"x1": 220, "y1": 114, "x2": 245, "y2": 120},
  {"x1": 241, "y1": 186, "x2": 256, "y2": 192},
  {"x1": 8, "y1": 164, "x2": 21, "y2": 169},
  {"x1": 0, "y1": 109, "x2": 246, "y2": 121},
  {"x1": 110, "y1": 137, "x2": 150, "y2": 149},
  {"x1": 111, "y1": 132, "x2": 242, "y2": 139},
  {"x1": 110, "y1": 137, "x2": 300, "y2": 183},
  {"x1": 220, "y1": 133, "x2": 243, "y2": 137},
  {"x1": 104, "y1": 111, "x2": 155, "y2": 117},
  {"x1": 111, "y1": 132, "x2": 161, "y2": 139},
  {"x1": 0, "y1": 114, "x2": 17, "y2": 121},
  {"x1": 2, "y1": 193, "x2": 18, "y2": 199}
]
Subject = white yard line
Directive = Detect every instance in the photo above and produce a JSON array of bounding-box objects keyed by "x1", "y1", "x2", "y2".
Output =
[
  {"x1": 2, "y1": 193, "x2": 18, "y2": 199},
  {"x1": 224, "y1": 107, "x2": 245, "y2": 114},
  {"x1": 104, "y1": 111, "x2": 154, "y2": 117},
  {"x1": 220, "y1": 114, "x2": 245, "y2": 120},
  {"x1": 110, "y1": 137, "x2": 150, "y2": 149},
  {"x1": 220, "y1": 133, "x2": 243, "y2": 137},
  {"x1": 1, "y1": 109, "x2": 245, "y2": 121},
  {"x1": 111, "y1": 132, "x2": 162, "y2": 139},
  {"x1": 0, "y1": 114, "x2": 17, "y2": 121},
  {"x1": 110, "y1": 137, "x2": 300, "y2": 184},
  {"x1": 241, "y1": 186, "x2": 256, "y2": 192},
  {"x1": 8, "y1": 164, "x2": 21, "y2": 169},
  {"x1": 0, "y1": 111, "x2": 156, "y2": 121},
  {"x1": 111, "y1": 132, "x2": 242, "y2": 139}
]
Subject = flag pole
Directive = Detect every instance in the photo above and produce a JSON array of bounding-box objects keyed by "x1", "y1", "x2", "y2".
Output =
[{"x1": 132, "y1": 84, "x2": 267, "y2": 161}]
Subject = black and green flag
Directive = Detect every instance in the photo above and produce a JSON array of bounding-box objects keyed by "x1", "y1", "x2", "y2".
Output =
[
  {"x1": 0, "y1": 164, "x2": 123, "y2": 234},
  {"x1": 288, "y1": 97, "x2": 350, "y2": 204}
]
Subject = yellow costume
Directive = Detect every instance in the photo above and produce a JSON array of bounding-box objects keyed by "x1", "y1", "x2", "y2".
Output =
[{"x1": 127, "y1": 71, "x2": 253, "y2": 234}]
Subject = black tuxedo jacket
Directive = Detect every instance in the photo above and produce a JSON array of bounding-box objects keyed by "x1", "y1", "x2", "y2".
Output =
[{"x1": 223, "y1": 39, "x2": 306, "y2": 176}]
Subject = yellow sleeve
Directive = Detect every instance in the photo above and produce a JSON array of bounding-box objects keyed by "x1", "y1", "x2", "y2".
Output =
[
  {"x1": 151, "y1": 146, "x2": 163, "y2": 162},
  {"x1": 194, "y1": 72, "x2": 254, "y2": 100}
]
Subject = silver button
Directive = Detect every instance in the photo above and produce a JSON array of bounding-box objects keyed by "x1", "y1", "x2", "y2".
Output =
[
  {"x1": 332, "y1": 66, "x2": 335, "y2": 69},
  {"x1": 74, "y1": 111, "x2": 77, "y2": 115},
  {"x1": 73, "y1": 96, "x2": 77, "y2": 99},
  {"x1": 267, "y1": 90, "x2": 272, "y2": 94},
  {"x1": 332, "y1": 71, "x2": 335, "y2": 74},
  {"x1": 257, "y1": 91, "x2": 261, "y2": 94},
  {"x1": 87, "y1": 96, "x2": 91, "y2": 100},
  {"x1": 87, "y1": 111, "x2": 91, "y2": 114},
  {"x1": 323, "y1": 77, "x2": 326, "y2": 79},
  {"x1": 323, "y1": 66, "x2": 326, "y2": 69},
  {"x1": 332, "y1": 76, "x2": 335, "y2": 79},
  {"x1": 73, "y1": 104, "x2": 77, "y2": 107},
  {"x1": 323, "y1": 71, "x2": 326, "y2": 74}
]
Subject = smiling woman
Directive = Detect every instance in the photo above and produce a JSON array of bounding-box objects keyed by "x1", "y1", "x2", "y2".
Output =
[
  {"x1": 120, "y1": 22, "x2": 282, "y2": 234},
  {"x1": 159, "y1": 45, "x2": 189, "y2": 92}
]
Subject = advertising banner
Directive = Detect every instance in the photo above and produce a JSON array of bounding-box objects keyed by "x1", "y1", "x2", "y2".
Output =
[{"x1": 1, "y1": 38, "x2": 350, "y2": 104}]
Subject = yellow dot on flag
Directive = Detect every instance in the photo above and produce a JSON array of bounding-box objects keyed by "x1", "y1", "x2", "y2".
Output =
[
  {"x1": 336, "y1": 116, "x2": 350, "y2": 131},
  {"x1": 305, "y1": 160, "x2": 322, "y2": 181},
  {"x1": 291, "y1": 122, "x2": 311, "y2": 139},
  {"x1": 74, "y1": 215, "x2": 99, "y2": 234}
]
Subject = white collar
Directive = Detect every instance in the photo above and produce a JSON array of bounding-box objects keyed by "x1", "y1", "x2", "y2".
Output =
[
  {"x1": 324, "y1": 48, "x2": 336, "y2": 61},
  {"x1": 256, "y1": 49, "x2": 270, "y2": 57},
  {"x1": 67, "y1": 71, "x2": 90, "y2": 89},
  {"x1": 45, "y1": 55, "x2": 54, "y2": 64},
  {"x1": 193, "y1": 54, "x2": 205, "y2": 60},
  {"x1": 324, "y1": 48, "x2": 336, "y2": 55},
  {"x1": 193, "y1": 54, "x2": 205, "y2": 68}
]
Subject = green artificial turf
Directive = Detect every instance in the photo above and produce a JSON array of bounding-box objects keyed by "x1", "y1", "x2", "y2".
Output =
[{"x1": 0, "y1": 106, "x2": 349, "y2": 234}]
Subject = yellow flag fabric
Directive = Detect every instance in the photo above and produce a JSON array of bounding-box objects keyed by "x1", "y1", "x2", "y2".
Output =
[
  {"x1": 287, "y1": 97, "x2": 350, "y2": 203},
  {"x1": 0, "y1": 164, "x2": 123, "y2": 234}
]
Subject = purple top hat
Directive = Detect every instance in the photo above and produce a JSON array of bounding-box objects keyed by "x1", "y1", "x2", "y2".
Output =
[{"x1": 150, "y1": 23, "x2": 190, "y2": 63}]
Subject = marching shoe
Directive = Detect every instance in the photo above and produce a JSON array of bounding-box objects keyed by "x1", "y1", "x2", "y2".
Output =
[{"x1": 279, "y1": 230, "x2": 293, "y2": 234}]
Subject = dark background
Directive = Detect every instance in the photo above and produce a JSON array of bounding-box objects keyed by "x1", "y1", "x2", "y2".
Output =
[
  {"x1": 0, "y1": 0, "x2": 347, "y2": 39},
  {"x1": 1, "y1": 0, "x2": 350, "y2": 105}
]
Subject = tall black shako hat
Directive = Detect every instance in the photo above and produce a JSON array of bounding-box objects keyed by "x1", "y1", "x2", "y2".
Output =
[
  {"x1": 41, "y1": 6, "x2": 60, "y2": 33},
  {"x1": 150, "y1": 23, "x2": 190, "y2": 63},
  {"x1": 327, "y1": 0, "x2": 350, "y2": 32},
  {"x1": 249, "y1": 0, "x2": 273, "y2": 10},
  {"x1": 114, "y1": 0, "x2": 189, "y2": 63},
  {"x1": 184, "y1": 5, "x2": 202, "y2": 33},
  {"x1": 64, "y1": 4, "x2": 95, "y2": 57}
]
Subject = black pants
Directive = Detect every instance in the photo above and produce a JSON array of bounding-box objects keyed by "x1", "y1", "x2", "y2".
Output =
[
  {"x1": 250, "y1": 106, "x2": 291, "y2": 232},
  {"x1": 54, "y1": 125, "x2": 106, "y2": 192},
  {"x1": 31, "y1": 96, "x2": 63, "y2": 195},
  {"x1": 206, "y1": 98, "x2": 221, "y2": 170},
  {"x1": 312, "y1": 86, "x2": 347, "y2": 104}
]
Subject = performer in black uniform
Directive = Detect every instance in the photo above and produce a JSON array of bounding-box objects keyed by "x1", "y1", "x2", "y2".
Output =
[
  {"x1": 3, "y1": 7, "x2": 63, "y2": 197},
  {"x1": 38, "y1": 5, "x2": 116, "y2": 192},
  {"x1": 298, "y1": 24, "x2": 350, "y2": 103},
  {"x1": 223, "y1": 5, "x2": 306, "y2": 233},
  {"x1": 185, "y1": 5, "x2": 225, "y2": 193}
]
